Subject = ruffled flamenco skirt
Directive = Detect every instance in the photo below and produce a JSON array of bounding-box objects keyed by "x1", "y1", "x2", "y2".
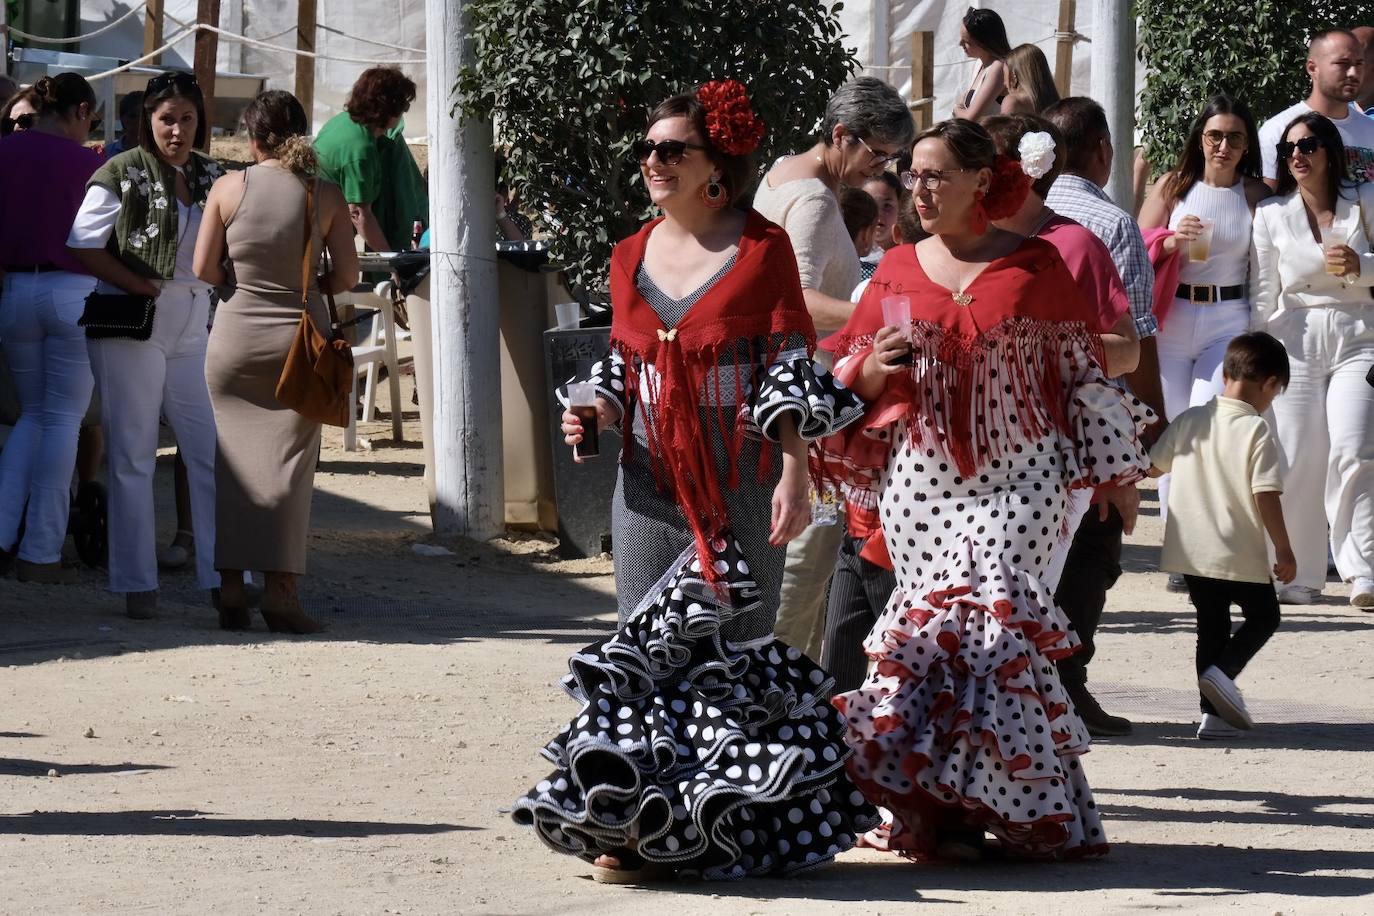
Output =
[
  {"x1": 512, "y1": 537, "x2": 881, "y2": 879},
  {"x1": 832, "y1": 432, "x2": 1111, "y2": 861}
]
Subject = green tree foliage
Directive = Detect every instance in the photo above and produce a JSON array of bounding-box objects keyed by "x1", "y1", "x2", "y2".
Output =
[
  {"x1": 455, "y1": 1, "x2": 856, "y2": 296},
  {"x1": 1138, "y1": 0, "x2": 1369, "y2": 175}
]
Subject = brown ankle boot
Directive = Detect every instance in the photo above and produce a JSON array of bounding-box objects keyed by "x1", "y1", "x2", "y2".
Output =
[
  {"x1": 260, "y1": 575, "x2": 324, "y2": 634},
  {"x1": 16, "y1": 560, "x2": 79, "y2": 585}
]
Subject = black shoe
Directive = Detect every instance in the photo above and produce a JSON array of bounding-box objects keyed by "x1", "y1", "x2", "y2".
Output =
[
  {"x1": 1166, "y1": 573, "x2": 1188, "y2": 593},
  {"x1": 1067, "y1": 683, "x2": 1132, "y2": 737}
]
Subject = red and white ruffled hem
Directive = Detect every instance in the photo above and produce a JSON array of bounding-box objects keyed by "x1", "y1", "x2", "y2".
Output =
[{"x1": 833, "y1": 538, "x2": 1108, "y2": 860}]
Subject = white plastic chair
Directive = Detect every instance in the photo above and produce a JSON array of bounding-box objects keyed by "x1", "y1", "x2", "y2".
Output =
[{"x1": 342, "y1": 282, "x2": 406, "y2": 450}]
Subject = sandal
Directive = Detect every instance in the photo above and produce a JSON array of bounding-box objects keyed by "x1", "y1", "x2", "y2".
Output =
[
  {"x1": 157, "y1": 530, "x2": 195, "y2": 570},
  {"x1": 590, "y1": 850, "x2": 675, "y2": 885}
]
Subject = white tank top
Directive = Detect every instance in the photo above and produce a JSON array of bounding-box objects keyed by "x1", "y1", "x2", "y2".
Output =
[{"x1": 1168, "y1": 179, "x2": 1251, "y2": 288}]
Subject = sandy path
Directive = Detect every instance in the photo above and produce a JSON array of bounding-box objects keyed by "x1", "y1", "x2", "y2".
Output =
[{"x1": 2, "y1": 407, "x2": 1372, "y2": 915}]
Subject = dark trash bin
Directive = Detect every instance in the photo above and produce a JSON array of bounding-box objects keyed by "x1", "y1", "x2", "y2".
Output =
[{"x1": 544, "y1": 322, "x2": 617, "y2": 559}]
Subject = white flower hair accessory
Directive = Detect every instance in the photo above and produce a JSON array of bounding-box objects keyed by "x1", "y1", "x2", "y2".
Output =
[{"x1": 1018, "y1": 131, "x2": 1057, "y2": 179}]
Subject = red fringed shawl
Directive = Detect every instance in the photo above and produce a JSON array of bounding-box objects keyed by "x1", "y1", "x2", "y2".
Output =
[
  {"x1": 822, "y1": 237, "x2": 1105, "y2": 565},
  {"x1": 610, "y1": 209, "x2": 817, "y2": 582}
]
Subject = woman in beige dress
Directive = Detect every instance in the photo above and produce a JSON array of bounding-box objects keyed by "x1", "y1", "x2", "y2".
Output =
[{"x1": 193, "y1": 90, "x2": 358, "y2": 632}]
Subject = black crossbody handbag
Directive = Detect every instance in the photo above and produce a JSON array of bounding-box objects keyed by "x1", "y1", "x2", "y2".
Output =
[{"x1": 78, "y1": 292, "x2": 157, "y2": 340}]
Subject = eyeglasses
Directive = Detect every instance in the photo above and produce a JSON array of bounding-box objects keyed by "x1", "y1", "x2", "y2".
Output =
[
  {"x1": 899, "y1": 168, "x2": 975, "y2": 191},
  {"x1": 856, "y1": 135, "x2": 900, "y2": 165},
  {"x1": 631, "y1": 138, "x2": 707, "y2": 166},
  {"x1": 1202, "y1": 129, "x2": 1246, "y2": 149},
  {"x1": 146, "y1": 71, "x2": 199, "y2": 94},
  {"x1": 1277, "y1": 136, "x2": 1323, "y2": 159}
]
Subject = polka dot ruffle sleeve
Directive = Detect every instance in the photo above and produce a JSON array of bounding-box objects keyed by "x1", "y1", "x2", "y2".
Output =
[{"x1": 752, "y1": 348, "x2": 865, "y2": 442}]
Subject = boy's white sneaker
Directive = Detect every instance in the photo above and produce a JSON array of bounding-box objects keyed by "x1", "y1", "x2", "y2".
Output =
[
  {"x1": 1276, "y1": 584, "x2": 1319, "y2": 605},
  {"x1": 1198, "y1": 666, "x2": 1253, "y2": 730},
  {"x1": 1196, "y1": 713, "x2": 1243, "y2": 740},
  {"x1": 1351, "y1": 577, "x2": 1374, "y2": 610}
]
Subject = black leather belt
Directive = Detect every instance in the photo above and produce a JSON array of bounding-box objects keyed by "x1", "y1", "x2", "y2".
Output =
[
  {"x1": 1177, "y1": 283, "x2": 1245, "y2": 303},
  {"x1": 2, "y1": 263, "x2": 60, "y2": 273}
]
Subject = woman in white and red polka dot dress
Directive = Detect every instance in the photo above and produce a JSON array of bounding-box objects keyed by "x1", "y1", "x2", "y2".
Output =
[{"x1": 822, "y1": 119, "x2": 1154, "y2": 860}]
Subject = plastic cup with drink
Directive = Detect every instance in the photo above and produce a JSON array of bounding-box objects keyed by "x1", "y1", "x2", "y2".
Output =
[
  {"x1": 567, "y1": 382, "x2": 600, "y2": 459},
  {"x1": 1320, "y1": 226, "x2": 1346, "y2": 276},
  {"x1": 881, "y1": 294, "x2": 913, "y2": 365},
  {"x1": 1186, "y1": 217, "x2": 1214, "y2": 262}
]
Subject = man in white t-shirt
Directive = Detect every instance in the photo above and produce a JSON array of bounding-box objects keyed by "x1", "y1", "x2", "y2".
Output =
[
  {"x1": 1258, "y1": 28, "x2": 1374, "y2": 187},
  {"x1": 1355, "y1": 26, "x2": 1374, "y2": 115}
]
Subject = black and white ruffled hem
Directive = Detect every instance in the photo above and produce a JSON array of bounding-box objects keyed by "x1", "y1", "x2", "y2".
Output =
[
  {"x1": 753, "y1": 355, "x2": 865, "y2": 442},
  {"x1": 512, "y1": 535, "x2": 880, "y2": 879}
]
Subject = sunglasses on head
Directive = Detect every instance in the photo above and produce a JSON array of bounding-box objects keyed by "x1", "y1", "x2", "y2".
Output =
[
  {"x1": 1278, "y1": 136, "x2": 1323, "y2": 159},
  {"x1": 3, "y1": 112, "x2": 34, "y2": 133},
  {"x1": 631, "y1": 138, "x2": 706, "y2": 166},
  {"x1": 146, "y1": 71, "x2": 199, "y2": 94}
]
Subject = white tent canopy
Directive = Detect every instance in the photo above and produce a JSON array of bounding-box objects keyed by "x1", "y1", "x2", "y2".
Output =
[{"x1": 59, "y1": 1, "x2": 1143, "y2": 141}]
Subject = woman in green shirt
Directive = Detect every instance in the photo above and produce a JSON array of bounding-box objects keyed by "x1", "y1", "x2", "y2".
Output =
[{"x1": 314, "y1": 66, "x2": 427, "y2": 252}]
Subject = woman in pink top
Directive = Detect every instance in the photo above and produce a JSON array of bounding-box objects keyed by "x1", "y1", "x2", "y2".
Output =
[
  {"x1": 0, "y1": 73, "x2": 103, "y2": 583},
  {"x1": 984, "y1": 115, "x2": 1139, "y2": 376}
]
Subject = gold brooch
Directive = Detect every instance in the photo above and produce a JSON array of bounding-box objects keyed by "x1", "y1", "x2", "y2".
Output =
[{"x1": 952, "y1": 291, "x2": 973, "y2": 307}]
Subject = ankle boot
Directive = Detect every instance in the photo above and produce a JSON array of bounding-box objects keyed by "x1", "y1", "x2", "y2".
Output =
[{"x1": 16, "y1": 559, "x2": 79, "y2": 585}]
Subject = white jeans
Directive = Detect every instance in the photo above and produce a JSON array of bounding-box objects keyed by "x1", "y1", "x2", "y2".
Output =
[
  {"x1": 0, "y1": 271, "x2": 96, "y2": 563},
  {"x1": 88, "y1": 283, "x2": 220, "y2": 592},
  {"x1": 1156, "y1": 297, "x2": 1250, "y2": 521},
  {"x1": 1266, "y1": 305, "x2": 1374, "y2": 590}
]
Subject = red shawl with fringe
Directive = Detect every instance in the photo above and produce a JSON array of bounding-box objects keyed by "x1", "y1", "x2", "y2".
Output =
[
  {"x1": 609, "y1": 208, "x2": 817, "y2": 583},
  {"x1": 822, "y1": 237, "x2": 1104, "y2": 567}
]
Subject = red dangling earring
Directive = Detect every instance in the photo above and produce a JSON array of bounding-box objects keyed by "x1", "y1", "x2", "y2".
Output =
[
  {"x1": 968, "y1": 189, "x2": 989, "y2": 235},
  {"x1": 701, "y1": 177, "x2": 728, "y2": 209}
]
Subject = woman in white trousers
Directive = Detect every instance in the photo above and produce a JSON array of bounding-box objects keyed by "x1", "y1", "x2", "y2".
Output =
[
  {"x1": 69, "y1": 72, "x2": 223, "y2": 618},
  {"x1": 1251, "y1": 112, "x2": 1374, "y2": 608},
  {"x1": 0, "y1": 74, "x2": 102, "y2": 583},
  {"x1": 1139, "y1": 94, "x2": 1270, "y2": 590}
]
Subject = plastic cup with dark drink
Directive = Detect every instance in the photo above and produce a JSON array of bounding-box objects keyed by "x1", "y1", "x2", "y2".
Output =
[
  {"x1": 568, "y1": 382, "x2": 600, "y2": 459},
  {"x1": 880, "y1": 294, "x2": 914, "y2": 365}
]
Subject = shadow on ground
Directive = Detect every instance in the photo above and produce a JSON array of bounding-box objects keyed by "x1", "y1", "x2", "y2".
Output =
[
  {"x1": 0, "y1": 809, "x2": 474, "y2": 838},
  {"x1": 652, "y1": 841, "x2": 1374, "y2": 902}
]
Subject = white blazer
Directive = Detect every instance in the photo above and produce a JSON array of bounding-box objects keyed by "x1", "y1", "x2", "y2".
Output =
[{"x1": 1250, "y1": 181, "x2": 1374, "y2": 328}]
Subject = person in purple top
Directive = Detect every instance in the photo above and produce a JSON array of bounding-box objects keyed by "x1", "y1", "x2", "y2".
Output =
[{"x1": 0, "y1": 73, "x2": 104, "y2": 583}]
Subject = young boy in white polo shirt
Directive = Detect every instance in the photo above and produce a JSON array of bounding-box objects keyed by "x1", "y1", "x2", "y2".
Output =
[{"x1": 1148, "y1": 332, "x2": 1296, "y2": 739}]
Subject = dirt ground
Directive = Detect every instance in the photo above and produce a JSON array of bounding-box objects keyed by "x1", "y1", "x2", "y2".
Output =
[{"x1": 2, "y1": 390, "x2": 1372, "y2": 915}]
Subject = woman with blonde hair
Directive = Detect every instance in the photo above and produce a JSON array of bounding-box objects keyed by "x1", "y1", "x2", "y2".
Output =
[
  {"x1": 1001, "y1": 44, "x2": 1061, "y2": 115},
  {"x1": 193, "y1": 89, "x2": 359, "y2": 632}
]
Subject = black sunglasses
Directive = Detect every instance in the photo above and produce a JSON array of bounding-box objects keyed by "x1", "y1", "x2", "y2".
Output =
[
  {"x1": 1277, "y1": 136, "x2": 1323, "y2": 159},
  {"x1": 631, "y1": 138, "x2": 707, "y2": 166},
  {"x1": 2, "y1": 112, "x2": 34, "y2": 133},
  {"x1": 146, "y1": 71, "x2": 200, "y2": 94}
]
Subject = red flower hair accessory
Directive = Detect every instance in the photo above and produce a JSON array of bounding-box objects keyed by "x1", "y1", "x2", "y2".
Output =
[
  {"x1": 984, "y1": 154, "x2": 1032, "y2": 220},
  {"x1": 696, "y1": 80, "x2": 765, "y2": 157}
]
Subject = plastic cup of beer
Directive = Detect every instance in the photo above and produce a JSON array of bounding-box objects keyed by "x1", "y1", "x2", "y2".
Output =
[
  {"x1": 880, "y1": 294, "x2": 913, "y2": 365},
  {"x1": 568, "y1": 382, "x2": 599, "y2": 459},
  {"x1": 1187, "y1": 217, "x2": 1214, "y2": 261},
  {"x1": 554, "y1": 301, "x2": 581, "y2": 329},
  {"x1": 1320, "y1": 226, "x2": 1344, "y2": 276}
]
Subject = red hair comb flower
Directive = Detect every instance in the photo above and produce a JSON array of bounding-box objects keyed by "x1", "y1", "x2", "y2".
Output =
[{"x1": 696, "y1": 80, "x2": 765, "y2": 157}]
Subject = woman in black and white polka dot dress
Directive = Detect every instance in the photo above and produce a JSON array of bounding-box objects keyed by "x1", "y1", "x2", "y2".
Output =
[
  {"x1": 512, "y1": 85, "x2": 879, "y2": 881},
  {"x1": 823, "y1": 120, "x2": 1153, "y2": 860}
]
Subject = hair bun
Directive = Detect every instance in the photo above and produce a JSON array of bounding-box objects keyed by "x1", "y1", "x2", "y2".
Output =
[{"x1": 34, "y1": 76, "x2": 57, "y2": 104}]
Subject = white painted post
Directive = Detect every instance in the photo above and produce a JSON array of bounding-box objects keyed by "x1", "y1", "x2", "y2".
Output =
[
  {"x1": 1090, "y1": 0, "x2": 1136, "y2": 209},
  {"x1": 0, "y1": 0, "x2": 10, "y2": 78},
  {"x1": 424, "y1": 0, "x2": 503, "y2": 539}
]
